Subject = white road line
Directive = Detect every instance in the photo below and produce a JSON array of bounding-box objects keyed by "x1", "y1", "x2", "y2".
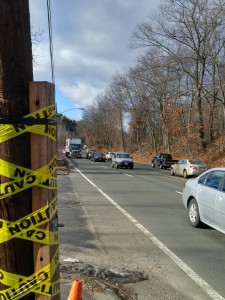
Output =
[
  {"x1": 75, "y1": 167, "x2": 225, "y2": 300},
  {"x1": 124, "y1": 173, "x2": 133, "y2": 177}
]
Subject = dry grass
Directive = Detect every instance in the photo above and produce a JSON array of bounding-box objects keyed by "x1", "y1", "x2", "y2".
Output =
[{"x1": 98, "y1": 136, "x2": 225, "y2": 168}]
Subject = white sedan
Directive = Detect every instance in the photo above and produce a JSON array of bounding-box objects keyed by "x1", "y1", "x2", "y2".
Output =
[
  {"x1": 182, "y1": 168, "x2": 225, "y2": 234},
  {"x1": 170, "y1": 159, "x2": 208, "y2": 178}
]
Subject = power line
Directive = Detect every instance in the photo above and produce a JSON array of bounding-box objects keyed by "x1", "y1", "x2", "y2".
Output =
[{"x1": 47, "y1": 0, "x2": 55, "y2": 83}]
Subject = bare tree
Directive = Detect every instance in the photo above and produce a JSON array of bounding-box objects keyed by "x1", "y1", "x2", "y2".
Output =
[
  {"x1": 79, "y1": 0, "x2": 225, "y2": 158},
  {"x1": 131, "y1": 0, "x2": 225, "y2": 150}
]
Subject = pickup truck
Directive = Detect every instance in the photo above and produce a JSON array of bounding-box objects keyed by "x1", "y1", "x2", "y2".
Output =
[{"x1": 151, "y1": 153, "x2": 178, "y2": 169}]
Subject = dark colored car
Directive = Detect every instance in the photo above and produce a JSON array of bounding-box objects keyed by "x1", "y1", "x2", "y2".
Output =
[
  {"x1": 91, "y1": 152, "x2": 106, "y2": 162},
  {"x1": 86, "y1": 150, "x2": 96, "y2": 159},
  {"x1": 151, "y1": 153, "x2": 178, "y2": 169}
]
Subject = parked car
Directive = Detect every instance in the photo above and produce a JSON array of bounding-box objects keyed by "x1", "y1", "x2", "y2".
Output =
[
  {"x1": 105, "y1": 152, "x2": 115, "y2": 161},
  {"x1": 91, "y1": 152, "x2": 106, "y2": 162},
  {"x1": 151, "y1": 153, "x2": 178, "y2": 169},
  {"x1": 171, "y1": 159, "x2": 208, "y2": 178},
  {"x1": 182, "y1": 168, "x2": 225, "y2": 234},
  {"x1": 111, "y1": 152, "x2": 133, "y2": 169},
  {"x1": 86, "y1": 150, "x2": 96, "y2": 159}
]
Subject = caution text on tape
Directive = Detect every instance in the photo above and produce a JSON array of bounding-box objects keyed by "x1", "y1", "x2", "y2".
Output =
[
  {"x1": 0, "y1": 156, "x2": 57, "y2": 200},
  {"x1": 0, "y1": 196, "x2": 58, "y2": 245},
  {"x1": 0, "y1": 104, "x2": 56, "y2": 143},
  {"x1": 0, "y1": 249, "x2": 59, "y2": 299}
]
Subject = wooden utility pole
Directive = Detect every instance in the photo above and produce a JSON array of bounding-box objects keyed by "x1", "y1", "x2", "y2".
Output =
[
  {"x1": 0, "y1": 2, "x2": 34, "y2": 299},
  {"x1": 0, "y1": 1, "x2": 60, "y2": 299},
  {"x1": 30, "y1": 82, "x2": 59, "y2": 300}
]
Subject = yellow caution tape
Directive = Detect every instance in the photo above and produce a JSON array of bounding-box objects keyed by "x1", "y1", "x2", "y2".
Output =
[
  {"x1": 0, "y1": 197, "x2": 58, "y2": 245},
  {"x1": 0, "y1": 155, "x2": 57, "y2": 178},
  {"x1": 0, "y1": 156, "x2": 57, "y2": 200},
  {"x1": 0, "y1": 249, "x2": 59, "y2": 298},
  {"x1": 0, "y1": 175, "x2": 57, "y2": 200},
  {"x1": 0, "y1": 104, "x2": 60, "y2": 297},
  {"x1": 0, "y1": 104, "x2": 56, "y2": 142},
  {"x1": 0, "y1": 225, "x2": 58, "y2": 245},
  {"x1": 18, "y1": 229, "x2": 58, "y2": 245}
]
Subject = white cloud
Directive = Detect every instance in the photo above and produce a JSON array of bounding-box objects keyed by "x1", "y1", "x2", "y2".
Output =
[
  {"x1": 29, "y1": 0, "x2": 160, "y2": 116},
  {"x1": 59, "y1": 81, "x2": 104, "y2": 108},
  {"x1": 33, "y1": 42, "x2": 52, "y2": 80}
]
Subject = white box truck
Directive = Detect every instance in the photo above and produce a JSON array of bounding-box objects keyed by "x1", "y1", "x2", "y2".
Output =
[{"x1": 65, "y1": 138, "x2": 82, "y2": 158}]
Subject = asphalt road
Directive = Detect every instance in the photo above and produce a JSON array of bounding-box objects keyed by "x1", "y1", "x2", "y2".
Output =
[{"x1": 59, "y1": 157, "x2": 225, "y2": 300}]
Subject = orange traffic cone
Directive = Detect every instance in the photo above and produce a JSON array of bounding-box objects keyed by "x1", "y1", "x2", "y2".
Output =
[{"x1": 67, "y1": 279, "x2": 82, "y2": 300}]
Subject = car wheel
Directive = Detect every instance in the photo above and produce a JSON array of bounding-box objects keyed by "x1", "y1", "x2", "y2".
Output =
[
  {"x1": 188, "y1": 198, "x2": 201, "y2": 228},
  {"x1": 116, "y1": 164, "x2": 119, "y2": 169},
  {"x1": 183, "y1": 170, "x2": 188, "y2": 178},
  {"x1": 111, "y1": 163, "x2": 114, "y2": 168},
  {"x1": 130, "y1": 166, "x2": 133, "y2": 169},
  {"x1": 170, "y1": 168, "x2": 175, "y2": 176},
  {"x1": 160, "y1": 165, "x2": 164, "y2": 169},
  {"x1": 151, "y1": 163, "x2": 155, "y2": 168}
]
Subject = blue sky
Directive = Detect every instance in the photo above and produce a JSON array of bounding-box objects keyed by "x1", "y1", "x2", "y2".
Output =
[{"x1": 29, "y1": 0, "x2": 160, "y2": 120}]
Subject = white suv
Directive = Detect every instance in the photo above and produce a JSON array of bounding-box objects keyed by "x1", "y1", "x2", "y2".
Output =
[
  {"x1": 106, "y1": 152, "x2": 115, "y2": 161},
  {"x1": 111, "y1": 152, "x2": 133, "y2": 169}
]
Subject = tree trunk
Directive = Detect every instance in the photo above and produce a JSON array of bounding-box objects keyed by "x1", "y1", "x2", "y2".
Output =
[
  {"x1": 196, "y1": 95, "x2": 205, "y2": 150},
  {"x1": 119, "y1": 110, "x2": 125, "y2": 151},
  {"x1": 0, "y1": 1, "x2": 33, "y2": 299}
]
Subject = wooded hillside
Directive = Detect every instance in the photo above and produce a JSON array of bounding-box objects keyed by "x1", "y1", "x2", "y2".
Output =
[
  {"x1": 57, "y1": 0, "x2": 225, "y2": 167},
  {"x1": 75, "y1": 1, "x2": 225, "y2": 160}
]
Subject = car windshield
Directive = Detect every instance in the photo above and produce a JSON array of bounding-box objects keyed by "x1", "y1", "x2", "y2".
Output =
[
  {"x1": 70, "y1": 144, "x2": 80, "y2": 150},
  {"x1": 164, "y1": 155, "x2": 172, "y2": 159},
  {"x1": 118, "y1": 153, "x2": 129, "y2": 158},
  {"x1": 94, "y1": 152, "x2": 102, "y2": 156},
  {"x1": 189, "y1": 160, "x2": 207, "y2": 165}
]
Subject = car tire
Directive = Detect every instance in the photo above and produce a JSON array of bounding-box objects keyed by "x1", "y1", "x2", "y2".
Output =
[
  {"x1": 160, "y1": 165, "x2": 164, "y2": 169},
  {"x1": 111, "y1": 163, "x2": 114, "y2": 168},
  {"x1": 188, "y1": 198, "x2": 201, "y2": 228},
  {"x1": 116, "y1": 164, "x2": 119, "y2": 169},
  {"x1": 130, "y1": 166, "x2": 133, "y2": 169},
  {"x1": 183, "y1": 170, "x2": 188, "y2": 178},
  {"x1": 152, "y1": 163, "x2": 155, "y2": 168},
  {"x1": 170, "y1": 168, "x2": 175, "y2": 176}
]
